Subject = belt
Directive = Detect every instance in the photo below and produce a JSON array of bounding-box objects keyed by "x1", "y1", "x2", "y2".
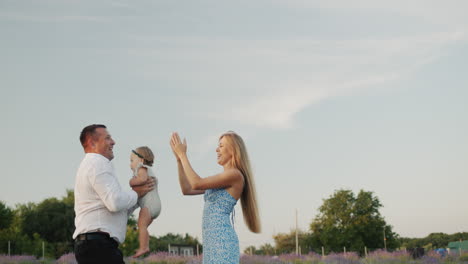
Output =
[{"x1": 75, "y1": 232, "x2": 110, "y2": 241}]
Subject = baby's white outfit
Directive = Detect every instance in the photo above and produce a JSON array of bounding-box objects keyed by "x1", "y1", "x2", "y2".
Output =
[{"x1": 133, "y1": 163, "x2": 161, "y2": 219}]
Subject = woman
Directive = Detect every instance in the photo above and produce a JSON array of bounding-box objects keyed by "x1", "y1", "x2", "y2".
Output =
[{"x1": 170, "y1": 131, "x2": 260, "y2": 264}]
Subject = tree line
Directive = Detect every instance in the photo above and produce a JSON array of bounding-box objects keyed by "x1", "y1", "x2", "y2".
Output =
[
  {"x1": 1, "y1": 189, "x2": 466, "y2": 258},
  {"x1": 244, "y1": 189, "x2": 468, "y2": 256},
  {"x1": 0, "y1": 190, "x2": 200, "y2": 258},
  {"x1": 400, "y1": 232, "x2": 468, "y2": 250}
]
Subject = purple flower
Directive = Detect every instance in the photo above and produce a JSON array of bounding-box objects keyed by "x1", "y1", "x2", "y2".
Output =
[
  {"x1": 126, "y1": 252, "x2": 202, "y2": 264},
  {"x1": 365, "y1": 249, "x2": 411, "y2": 264},
  {"x1": 56, "y1": 252, "x2": 77, "y2": 264},
  {"x1": 0, "y1": 254, "x2": 40, "y2": 263},
  {"x1": 241, "y1": 254, "x2": 283, "y2": 264},
  {"x1": 324, "y1": 252, "x2": 360, "y2": 264}
]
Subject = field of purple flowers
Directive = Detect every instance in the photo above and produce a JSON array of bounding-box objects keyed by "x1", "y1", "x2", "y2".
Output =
[{"x1": 1, "y1": 250, "x2": 467, "y2": 264}]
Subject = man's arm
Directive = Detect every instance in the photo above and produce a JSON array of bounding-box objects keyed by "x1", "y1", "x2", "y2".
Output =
[
  {"x1": 131, "y1": 176, "x2": 156, "y2": 198},
  {"x1": 92, "y1": 170, "x2": 138, "y2": 212}
]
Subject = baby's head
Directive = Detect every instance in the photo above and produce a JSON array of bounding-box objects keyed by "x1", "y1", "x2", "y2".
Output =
[{"x1": 130, "y1": 146, "x2": 154, "y2": 170}]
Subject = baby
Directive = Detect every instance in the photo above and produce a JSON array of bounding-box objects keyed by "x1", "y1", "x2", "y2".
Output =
[{"x1": 129, "y1": 146, "x2": 161, "y2": 258}]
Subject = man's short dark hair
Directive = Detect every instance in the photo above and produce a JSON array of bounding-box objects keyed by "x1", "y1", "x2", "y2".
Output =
[{"x1": 80, "y1": 124, "x2": 107, "y2": 148}]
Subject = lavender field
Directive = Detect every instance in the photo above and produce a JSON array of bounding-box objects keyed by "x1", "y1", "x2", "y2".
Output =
[{"x1": 1, "y1": 250, "x2": 467, "y2": 264}]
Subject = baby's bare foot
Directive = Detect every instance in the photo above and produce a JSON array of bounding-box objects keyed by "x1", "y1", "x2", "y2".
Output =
[{"x1": 133, "y1": 248, "x2": 150, "y2": 258}]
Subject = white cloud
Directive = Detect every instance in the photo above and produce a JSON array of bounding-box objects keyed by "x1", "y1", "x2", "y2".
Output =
[
  {"x1": 201, "y1": 30, "x2": 465, "y2": 129},
  {"x1": 0, "y1": 12, "x2": 107, "y2": 22},
  {"x1": 120, "y1": 29, "x2": 465, "y2": 130}
]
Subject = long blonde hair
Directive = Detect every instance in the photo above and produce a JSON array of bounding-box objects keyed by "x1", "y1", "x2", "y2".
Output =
[{"x1": 220, "y1": 131, "x2": 261, "y2": 233}]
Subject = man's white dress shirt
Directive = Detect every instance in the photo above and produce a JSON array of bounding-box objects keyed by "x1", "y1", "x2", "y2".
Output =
[{"x1": 73, "y1": 153, "x2": 138, "y2": 243}]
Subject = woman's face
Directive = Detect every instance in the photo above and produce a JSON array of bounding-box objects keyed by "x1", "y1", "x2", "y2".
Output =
[
  {"x1": 130, "y1": 152, "x2": 143, "y2": 170},
  {"x1": 216, "y1": 136, "x2": 233, "y2": 166}
]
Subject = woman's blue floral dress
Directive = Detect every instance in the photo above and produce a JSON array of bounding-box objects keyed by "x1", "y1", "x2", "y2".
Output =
[{"x1": 202, "y1": 188, "x2": 239, "y2": 264}]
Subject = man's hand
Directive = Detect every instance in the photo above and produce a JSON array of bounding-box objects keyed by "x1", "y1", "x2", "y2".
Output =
[{"x1": 132, "y1": 176, "x2": 155, "y2": 198}]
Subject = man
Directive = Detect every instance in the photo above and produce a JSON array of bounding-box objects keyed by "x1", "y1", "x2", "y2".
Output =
[{"x1": 73, "y1": 124, "x2": 154, "y2": 264}]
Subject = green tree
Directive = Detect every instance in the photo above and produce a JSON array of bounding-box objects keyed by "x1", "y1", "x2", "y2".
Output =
[
  {"x1": 150, "y1": 233, "x2": 201, "y2": 253},
  {"x1": 273, "y1": 230, "x2": 311, "y2": 254},
  {"x1": 21, "y1": 194, "x2": 74, "y2": 243},
  {"x1": 121, "y1": 225, "x2": 203, "y2": 257},
  {"x1": 243, "y1": 243, "x2": 276, "y2": 255},
  {"x1": 259, "y1": 243, "x2": 275, "y2": 255},
  {"x1": 17, "y1": 191, "x2": 75, "y2": 258},
  {"x1": 400, "y1": 232, "x2": 468, "y2": 250},
  {"x1": 243, "y1": 245, "x2": 257, "y2": 255},
  {"x1": 0, "y1": 201, "x2": 14, "y2": 230},
  {"x1": 310, "y1": 189, "x2": 399, "y2": 254},
  {"x1": 0, "y1": 202, "x2": 50, "y2": 257}
]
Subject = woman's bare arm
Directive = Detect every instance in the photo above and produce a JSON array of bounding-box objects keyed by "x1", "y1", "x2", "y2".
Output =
[
  {"x1": 177, "y1": 159, "x2": 205, "y2": 195},
  {"x1": 170, "y1": 132, "x2": 242, "y2": 194}
]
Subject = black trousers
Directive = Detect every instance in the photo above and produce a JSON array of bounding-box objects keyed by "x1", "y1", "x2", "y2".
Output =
[{"x1": 74, "y1": 235, "x2": 124, "y2": 264}]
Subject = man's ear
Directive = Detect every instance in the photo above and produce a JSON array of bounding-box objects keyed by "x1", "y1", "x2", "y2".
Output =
[{"x1": 87, "y1": 138, "x2": 95, "y2": 148}]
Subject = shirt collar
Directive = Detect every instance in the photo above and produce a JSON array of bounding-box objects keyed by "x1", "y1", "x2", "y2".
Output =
[{"x1": 85, "y1": 152, "x2": 111, "y2": 162}]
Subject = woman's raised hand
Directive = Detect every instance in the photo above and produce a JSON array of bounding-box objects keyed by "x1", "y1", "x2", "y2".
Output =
[{"x1": 170, "y1": 132, "x2": 187, "y2": 159}]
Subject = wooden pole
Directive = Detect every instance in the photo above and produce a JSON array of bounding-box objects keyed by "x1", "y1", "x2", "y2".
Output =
[
  {"x1": 8, "y1": 241, "x2": 10, "y2": 256},
  {"x1": 365, "y1": 246, "x2": 368, "y2": 257},
  {"x1": 42, "y1": 242, "x2": 45, "y2": 259},
  {"x1": 383, "y1": 228, "x2": 387, "y2": 251},
  {"x1": 460, "y1": 238, "x2": 462, "y2": 256},
  {"x1": 295, "y1": 209, "x2": 299, "y2": 255}
]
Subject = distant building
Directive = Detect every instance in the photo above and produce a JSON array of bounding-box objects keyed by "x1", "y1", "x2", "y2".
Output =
[
  {"x1": 168, "y1": 244, "x2": 199, "y2": 256},
  {"x1": 447, "y1": 240, "x2": 468, "y2": 253}
]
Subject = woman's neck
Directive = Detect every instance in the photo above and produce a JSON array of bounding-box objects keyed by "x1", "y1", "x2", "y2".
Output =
[{"x1": 223, "y1": 162, "x2": 235, "y2": 170}]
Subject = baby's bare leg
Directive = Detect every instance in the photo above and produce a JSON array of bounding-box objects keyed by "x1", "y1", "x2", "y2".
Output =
[{"x1": 133, "y1": 207, "x2": 153, "y2": 258}]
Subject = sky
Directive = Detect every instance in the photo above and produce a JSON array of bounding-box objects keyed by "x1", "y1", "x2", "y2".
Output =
[{"x1": 1, "y1": 0, "x2": 467, "y2": 252}]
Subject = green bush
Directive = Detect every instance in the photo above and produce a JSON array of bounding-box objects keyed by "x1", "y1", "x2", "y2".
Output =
[{"x1": 458, "y1": 253, "x2": 468, "y2": 262}]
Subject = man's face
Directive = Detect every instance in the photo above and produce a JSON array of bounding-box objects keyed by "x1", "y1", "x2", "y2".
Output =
[{"x1": 93, "y1": 128, "x2": 115, "y2": 160}]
